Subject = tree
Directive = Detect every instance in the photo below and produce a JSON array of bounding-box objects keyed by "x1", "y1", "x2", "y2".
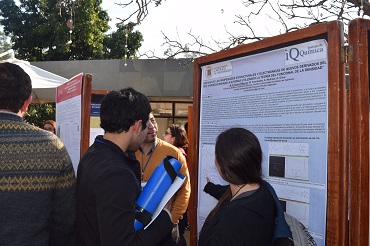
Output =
[
  {"x1": 0, "y1": 0, "x2": 110, "y2": 61},
  {"x1": 113, "y1": 0, "x2": 165, "y2": 25},
  {"x1": 0, "y1": 0, "x2": 145, "y2": 124},
  {"x1": 0, "y1": 0, "x2": 70, "y2": 61},
  {"x1": 24, "y1": 103, "x2": 56, "y2": 128},
  {"x1": 166, "y1": 0, "x2": 366, "y2": 58},
  {"x1": 67, "y1": 0, "x2": 109, "y2": 60},
  {"x1": 0, "y1": 30, "x2": 11, "y2": 55},
  {"x1": 0, "y1": 0, "x2": 144, "y2": 60},
  {"x1": 0, "y1": 31, "x2": 12, "y2": 61},
  {"x1": 103, "y1": 22, "x2": 143, "y2": 59}
]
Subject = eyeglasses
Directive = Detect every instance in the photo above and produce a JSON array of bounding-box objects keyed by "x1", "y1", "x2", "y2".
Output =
[
  {"x1": 44, "y1": 127, "x2": 54, "y2": 131},
  {"x1": 164, "y1": 131, "x2": 171, "y2": 136}
]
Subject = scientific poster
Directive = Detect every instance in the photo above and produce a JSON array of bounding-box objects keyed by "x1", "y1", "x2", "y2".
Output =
[
  {"x1": 56, "y1": 73, "x2": 83, "y2": 174},
  {"x1": 197, "y1": 40, "x2": 328, "y2": 245}
]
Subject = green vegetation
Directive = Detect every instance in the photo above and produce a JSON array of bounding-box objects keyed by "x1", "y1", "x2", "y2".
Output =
[
  {"x1": 0, "y1": 0, "x2": 144, "y2": 121},
  {"x1": 24, "y1": 103, "x2": 56, "y2": 128},
  {"x1": 0, "y1": 0, "x2": 142, "y2": 61}
]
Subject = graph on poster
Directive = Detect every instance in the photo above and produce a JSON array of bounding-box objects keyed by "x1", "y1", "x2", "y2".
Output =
[
  {"x1": 273, "y1": 183, "x2": 310, "y2": 227},
  {"x1": 268, "y1": 142, "x2": 309, "y2": 180},
  {"x1": 200, "y1": 144, "x2": 217, "y2": 179}
]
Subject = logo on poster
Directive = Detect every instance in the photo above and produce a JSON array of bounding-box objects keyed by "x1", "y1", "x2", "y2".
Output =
[
  {"x1": 284, "y1": 41, "x2": 327, "y2": 65},
  {"x1": 213, "y1": 64, "x2": 232, "y2": 75},
  {"x1": 205, "y1": 66, "x2": 213, "y2": 79},
  {"x1": 203, "y1": 62, "x2": 232, "y2": 80}
]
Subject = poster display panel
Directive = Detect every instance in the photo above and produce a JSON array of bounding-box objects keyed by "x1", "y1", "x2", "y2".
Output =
[
  {"x1": 56, "y1": 73, "x2": 83, "y2": 174},
  {"x1": 197, "y1": 39, "x2": 328, "y2": 245}
]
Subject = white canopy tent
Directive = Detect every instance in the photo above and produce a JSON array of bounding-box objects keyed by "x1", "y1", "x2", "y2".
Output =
[{"x1": 0, "y1": 49, "x2": 68, "y2": 103}]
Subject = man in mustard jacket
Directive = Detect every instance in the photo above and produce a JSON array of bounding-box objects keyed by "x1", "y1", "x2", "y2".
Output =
[{"x1": 135, "y1": 113, "x2": 191, "y2": 245}]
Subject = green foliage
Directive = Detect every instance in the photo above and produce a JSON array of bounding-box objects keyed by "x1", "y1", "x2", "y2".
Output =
[
  {"x1": 103, "y1": 22, "x2": 143, "y2": 59},
  {"x1": 0, "y1": 30, "x2": 11, "y2": 56},
  {"x1": 25, "y1": 103, "x2": 56, "y2": 128},
  {"x1": 0, "y1": 0, "x2": 129, "y2": 61},
  {"x1": 0, "y1": 0, "x2": 67, "y2": 61},
  {"x1": 68, "y1": 0, "x2": 109, "y2": 60}
]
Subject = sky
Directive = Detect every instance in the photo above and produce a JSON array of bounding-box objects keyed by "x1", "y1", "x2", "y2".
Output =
[
  {"x1": 101, "y1": 0, "x2": 248, "y2": 57},
  {"x1": 100, "y1": 1, "x2": 370, "y2": 58}
]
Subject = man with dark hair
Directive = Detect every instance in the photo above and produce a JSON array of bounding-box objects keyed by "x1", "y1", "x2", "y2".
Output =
[
  {"x1": 0, "y1": 62, "x2": 76, "y2": 246},
  {"x1": 135, "y1": 113, "x2": 191, "y2": 245},
  {"x1": 76, "y1": 87, "x2": 173, "y2": 245}
]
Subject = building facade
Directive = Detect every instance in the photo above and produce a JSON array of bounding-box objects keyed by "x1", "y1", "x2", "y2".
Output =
[{"x1": 32, "y1": 59, "x2": 194, "y2": 133}]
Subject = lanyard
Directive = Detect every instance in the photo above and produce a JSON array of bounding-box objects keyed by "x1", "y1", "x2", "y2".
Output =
[
  {"x1": 140, "y1": 140, "x2": 157, "y2": 181},
  {"x1": 141, "y1": 150, "x2": 154, "y2": 181}
]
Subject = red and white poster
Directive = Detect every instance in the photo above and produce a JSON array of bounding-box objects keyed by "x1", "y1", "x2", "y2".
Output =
[{"x1": 56, "y1": 73, "x2": 83, "y2": 174}]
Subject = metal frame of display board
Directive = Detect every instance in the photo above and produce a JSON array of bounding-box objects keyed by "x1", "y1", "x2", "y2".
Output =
[{"x1": 189, "y1": 21, "x2": 347, "y2": 246}]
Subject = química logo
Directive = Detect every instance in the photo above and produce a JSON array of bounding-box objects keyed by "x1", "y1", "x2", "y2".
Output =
[{"x1": 284, "y1": 40, "x2": 327, "y2": 65}]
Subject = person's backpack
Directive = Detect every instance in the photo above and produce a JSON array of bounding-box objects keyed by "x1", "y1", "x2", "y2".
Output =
[
  {"x1": 284, "y1": 213, "x2": 317, "y2": 246},
  {"x1": 264, "y1": 181, "x2": 294, "y2": 246}
]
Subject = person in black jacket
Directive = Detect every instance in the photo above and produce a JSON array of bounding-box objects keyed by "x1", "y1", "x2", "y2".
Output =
[
  {"x1": 199, "y1": 128, "x2": 276, "y2": 246},
  {"x1": 76, "y1": 88, "x2": 173, "y2": 246}
]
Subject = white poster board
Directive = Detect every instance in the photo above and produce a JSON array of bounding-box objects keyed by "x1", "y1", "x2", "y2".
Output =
[
  {"x1": 197, "y1": 40, "x2": 328, "y2": 245},
  {"x1": 56, "y1": 73, "x2": 83, "y2": 174}
]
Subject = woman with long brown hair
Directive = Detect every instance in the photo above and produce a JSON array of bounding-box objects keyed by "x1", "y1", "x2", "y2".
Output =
[{"x1": 198, "y1": 127, "x2": 276, "y2": 245}]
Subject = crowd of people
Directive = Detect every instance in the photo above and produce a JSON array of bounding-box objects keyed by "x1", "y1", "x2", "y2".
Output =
[{"x1": 0, "y1": 62, "x2": 311, "y2": 245}]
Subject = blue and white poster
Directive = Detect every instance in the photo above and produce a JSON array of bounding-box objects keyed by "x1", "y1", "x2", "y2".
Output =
[{"x1": 198, "y1": 39, "x2": 328, "y2": 245}]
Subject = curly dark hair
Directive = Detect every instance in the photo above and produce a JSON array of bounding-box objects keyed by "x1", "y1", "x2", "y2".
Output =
[
  {"x1": 100, "y1": 87, "x2": 151, "y2": 133},
  {"x1": 168, "y1": 124, "x2": 189, "y2": 152}
]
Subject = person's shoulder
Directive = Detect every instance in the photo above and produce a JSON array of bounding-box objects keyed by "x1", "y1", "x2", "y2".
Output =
[
  {"x1": 254, "y1": 184, "x2": 277, "y2": 205},
  {"x1": 1, "y1": 116, "x2": 39, "y2": 133},
  {"x1": 80, "y1": 151, "x2": 137, "y2": 181},
  {"x1": 16, "y1": 122, "x2": 64, "y2": 145},
  {"x1": 157, "y1": 139, "x2": 185, "y2": 159},
  {"x1": 36, "y1": 129, "x2": 67, "y2": 149},
  {"x1": 157, "y1": 138, "x2": 180, "y2": 152},
  {"x1": 232, "y1": 185, "x2": 275, "y2": 211}
]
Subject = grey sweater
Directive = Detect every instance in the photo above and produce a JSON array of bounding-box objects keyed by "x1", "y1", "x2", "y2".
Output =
[{"x1": 0, "y1": 112, "x2": 76, "y2": 246}]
